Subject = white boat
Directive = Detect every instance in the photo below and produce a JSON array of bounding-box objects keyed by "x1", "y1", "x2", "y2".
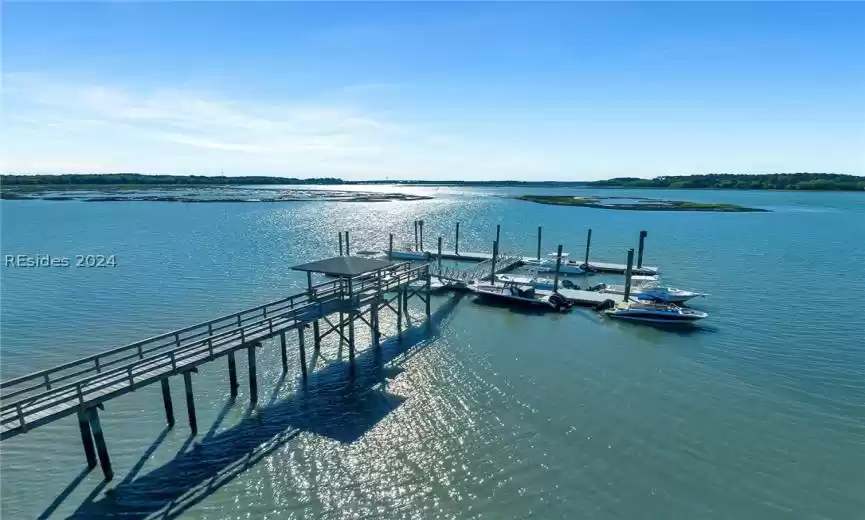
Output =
[
  {"x1": 470, "y1": 282, "x2": 572, "y2": 311},
  {"x1": 495, "y1": 274, "x2": 579, "y2": 290},
  {"x1": 603, "y1": 300, "x2": 708, "y2": 324},
  {"x1": 521, "y1": 252, "x2": 585, "y2": 275},
  {"x1": 593, "y1": 276, "x2": 706, "y2": 304}
]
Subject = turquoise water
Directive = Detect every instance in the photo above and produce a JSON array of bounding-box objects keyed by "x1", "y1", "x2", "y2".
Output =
[{"x1": 1, "y1": 187, "x2": 864, "y2": 519}]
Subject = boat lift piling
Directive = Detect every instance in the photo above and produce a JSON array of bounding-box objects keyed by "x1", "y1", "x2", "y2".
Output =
[
  {"x1": 496, "y1": 224, "x2": 501, "y2": 247},
  {"x1": 623, "y1": 248, "x2": 635, "y2": 301},
  {"x1": 491, "y1": 241, "x2": 498, "y2": 285},
  {"x1": 338, "y1": 232, "x2": 344, "y2": 256},
  {"x1": 537, "y1": 226, "x2": 542, "y2": 261},
  {"x1": 583, "y1": 229, "x2": 592, "y2": 270},
  {"x1": 637, "y1": 231, "x2": 647, "y2": 269},
  {"x1": 455, "y1": 222, "x2": 460, "y2": 255},
  {"x1": 345, "y1": 231, "x2": 351, "y2": 256},
  {"x1": 553, "y1": 245, "x2": 563, "y2": 291},
  {"x1": 413, "y1": 221, "x2": 419, "y2": 251},
  {"x1": 437, "y1": 237, "x2": 443, "y2": 272},
  {"x1": 388, "y1": 234, "x2": 394, "y2": 260},
  {"x1": 419, "y1": 220, "x2": 424, "y2": 252}
]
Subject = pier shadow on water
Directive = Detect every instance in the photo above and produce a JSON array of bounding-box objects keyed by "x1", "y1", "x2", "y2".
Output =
[{"x1": 62, "y1": 293, "x2": 464, "y2": 520}]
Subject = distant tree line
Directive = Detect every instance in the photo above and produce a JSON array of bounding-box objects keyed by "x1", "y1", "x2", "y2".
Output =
[
  {"x1": 588, "y1": 173, "x2": 864, "y2": 191},
  {"x1": 0, "y1": 174, "x2": 343, "y2": 186}
]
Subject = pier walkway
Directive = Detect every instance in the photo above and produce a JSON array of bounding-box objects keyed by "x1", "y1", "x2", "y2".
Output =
[{"x1": 0, "y1": 259, "x2": 431, "y2": 480}]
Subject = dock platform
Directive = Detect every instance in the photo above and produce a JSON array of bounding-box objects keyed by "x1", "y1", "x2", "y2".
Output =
[{"x1": 537, "y1": 288, "x2": 624, "y2": 307}]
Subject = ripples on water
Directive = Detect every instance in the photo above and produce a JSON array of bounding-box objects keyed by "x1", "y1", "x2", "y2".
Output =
[{"x1": 1, "y1": 187, "x2": 863, "y2": 519}]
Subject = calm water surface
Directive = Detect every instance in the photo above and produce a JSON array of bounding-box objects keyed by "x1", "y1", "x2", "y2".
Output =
[{"x1": 1, "y1": 187, "x2": 864, "y2": 519}]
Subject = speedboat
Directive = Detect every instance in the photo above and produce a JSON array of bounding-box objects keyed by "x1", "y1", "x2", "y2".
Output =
[
  {"x1": 495, "y1": 274, "x2": 578, "y2": 291},
  {"x1": 471, "y1": 282, "x2": 572, "y2": 311},
  {"x1": 602, "y1": 300, "x2": 707, "y2": 324},
  {"x1": 387, "y1": 250, "x2": 430, "y2": 261},
  {"x1": 591, "y1": 275, "x2": 706, "y2": 304},
  {"x1": 521, "y1": 252, "x2": 585, "y2": 275}
]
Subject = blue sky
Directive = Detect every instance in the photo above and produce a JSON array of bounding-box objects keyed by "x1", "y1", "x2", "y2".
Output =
[{"x1": 3, "y1": 2, "x2": 864, "y2": 180}]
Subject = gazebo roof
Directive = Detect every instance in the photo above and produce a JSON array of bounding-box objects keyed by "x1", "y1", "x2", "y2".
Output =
[{"x1": 291, "y1": 256, "x2": 394, "y2": 278}]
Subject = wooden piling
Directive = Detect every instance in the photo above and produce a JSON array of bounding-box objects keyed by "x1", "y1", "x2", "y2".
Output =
[
  {"x1": 637, "y1": 230, "x2": 647, "y2": 268},
  {"x1": 77, "y1": 410, "x2": 97, "y2": 469},
  {"x1": 455, "y1": 222, "x2": 460, "y2": 255},
  {"x1": 419, "y1": 220, "x2": 424, "y2": 252},
  {"x1": 414, "y1": 220, "x2": 419, "y2": 251},
  {"x1": 490, "y1": 241, "x2": 498, "y2": 284},
  {"x1": 553, "y1": 244, "x2": 563, "y2": 291},
  {"x1": 623, "y1": 248, "x2": 635, "y2": 301},
  {"x1": 298, "y1": 327, "x2": 307, "y2": 379},
  {"x1": 348, "y1": 279, "x2": 356, "y2": 367},
  {"x1": 87, "y1": 407, "x2": 113, "y2": 480},
  {"x1": 280, "y1": 332, "x2": 288, "y2": 373},
  {"x1": 338, "y1": 232, "x2": 344, "y2": 256},
  {"x1": 313, "y1": 320, "x2": 321, "y2": 351},
  {"x1": 397, "y1": 288, "x2": 403, "y2": 331},
  {"x1": 248, "y1": 344, "x2": 258, "y2": 404},
  {"x1": 160, "y1": 378, "x2": 175, "y2": 427},
  {"x1": 183, "y1": 371, "x2": 197, "y2": 434},
  {"x1": 227, "y1": 351, "x2": 239, "y2": 398},
  {"x1": 388, "y1": 233, "x2": 394, "y2": 260},
  {"x1": 437, "y1": 237, "x2": 443, "y2": 272},
  {"x1": 425, "y1": 269, "x2": 431, "y2": 319},
  {"x1": 584, "y1": 228, "x2": 592, "y2": 268},
  {"x1": 496, "y1": 224, "x2": 501, "y2": 246},
  {"x1": 345, "y1": 231, "x2": 351, "y2": 256},
  {"x1": 537, "y1": 226, "x2": 542, "y2": 261}
]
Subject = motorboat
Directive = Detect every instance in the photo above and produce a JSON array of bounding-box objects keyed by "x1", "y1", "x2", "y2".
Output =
[
  {"x1": 591, "y1": 275, "x2": 706, "y2": 304},
  {"x1": 602, "y1": 300, "x2": 708, "y2": 324},
  {"x1": 521, "y1": 252, "x2": 585, "y2": 275},
  {"x1": 471, "y1": 282, "x2": 572, "y2": 311},
  {"x1": 495, "y1": 274, "x2": 579, "y2": 291}
]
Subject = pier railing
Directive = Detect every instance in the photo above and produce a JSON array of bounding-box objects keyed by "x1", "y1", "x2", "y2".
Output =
[{"x1": 0, "y1": 262, "x2": 429, "y2": 437}]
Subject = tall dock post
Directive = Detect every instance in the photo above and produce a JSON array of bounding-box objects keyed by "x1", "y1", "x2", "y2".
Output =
[
  {"x1": 248, "y1": 344, "x2": 258, "y2": 404},
  {"x1": 437, "y1": 237, "x2": 443, "y2": 272},
  {"x1": 490, "y1": 241, "x2": 498, "y2": 284},
  {"x1": 88, "y1": 407, "x2": 113, "y2": 481},
  {"x1": 637, "y1": 230, "x2": 647, "y2": 269},
  {"x1": 298, "y1": 327, "x2": 308, "y2": 379},
  {"x1": 345, "y1": 231, "x2": 351, "y2": 256},
  {"x1": 280, "y1": 332, "x2": 288, "y2": 373},
  {"x1": 425, "y1": 267, "x2": 431, "y2": 320},
  {"x1": 227, "y1": 351, "x2": 239, "y2": 398},
  {"x1": 623, "y1": 248, "x2": 635, "y2": 301},
  {"x1": 338, "y1": 232, "x2": 344, "y2": 256},
  {"x1": 537, "y1": 226, "x2": 542, "y2": 261},
  {"x1": 553, "y1": 244, "x2": 563, "y2": 291},
  {"x1": 583, "y1": 229, "x2": 592, "y2": 269},
  {"x1": 389, "y1": 233, "x2": 394, "y2": 260},
  {"x1": 414, "y1": 220, "x2": 419, "y2": 251},
  {"x1": 496, "y1": 224, "x2": 501, "y2": 247},
  {"x1": 183, "y1": 371, "x2": 197, "y2": 434},
  {"x1": 397, "y1": 286, "x2": 403, "y2": 331},
  {"x1": 348, "y1": 278, "x2": 356, "y2": 370},
  {"x1": 419, "y1": 220, "x2": 424, "y2": 252},
  {"x1": 307, "y1": 271, "x2": 321, "y2": 351},
  {"x1": 160, "y1": 378, "x2": 175, "y2": 427},
  {"x1": 77, "y1": 410, "x2": 97, "y2": 469},
  {"x1": 455, "y1": 222, "x2": 460, "y2": 255}
]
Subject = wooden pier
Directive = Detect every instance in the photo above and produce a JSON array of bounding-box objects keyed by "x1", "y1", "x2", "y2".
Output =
[{"x1": 0, "y1": 258, "x2": 431, "y2": 481}]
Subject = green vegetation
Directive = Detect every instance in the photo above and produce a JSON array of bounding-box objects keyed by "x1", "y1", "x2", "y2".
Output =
[
  {"x1": 1, "y1": 173, "x2": 340, "y2": 186},
  {"x1": 587, "y1": 173, "x2": 864, "y2": 191},
  {"x1": 515, "y1": 195, "x2": 768, "y2": 212}
]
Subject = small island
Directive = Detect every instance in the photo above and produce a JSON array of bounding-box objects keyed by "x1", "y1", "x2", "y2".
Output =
[{"x1": 515, "y1": 195, "x2": 769, "y2": 212}]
